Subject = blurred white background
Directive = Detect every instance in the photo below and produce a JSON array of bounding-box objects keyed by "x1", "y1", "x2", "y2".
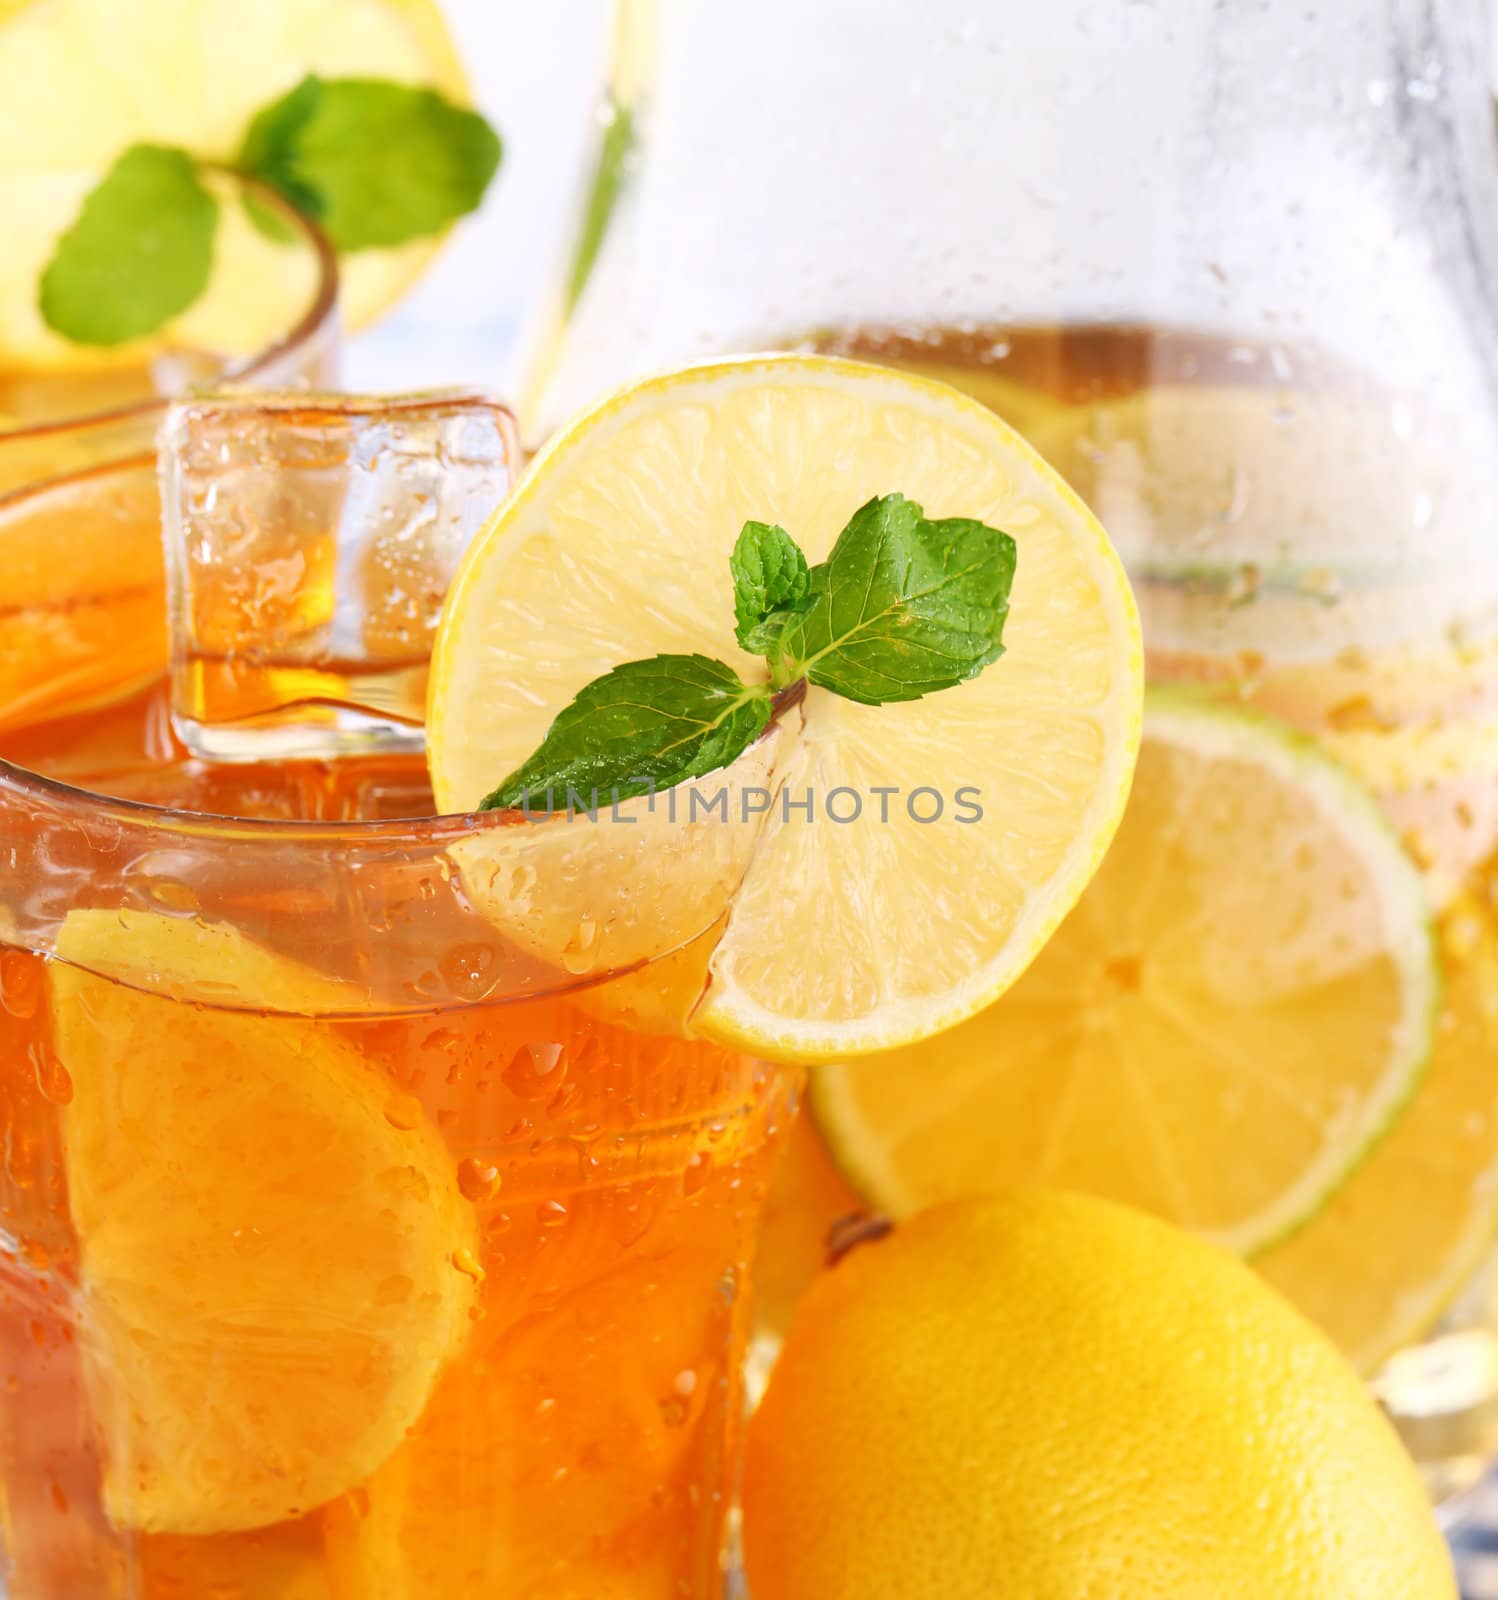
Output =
[{"x1": 346, "y1": 1, "x2": 609, "y2": 396}]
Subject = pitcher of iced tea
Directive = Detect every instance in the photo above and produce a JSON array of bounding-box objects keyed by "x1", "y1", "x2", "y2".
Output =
[{"x1": 530, "y1": 0, "x2": 1498, "y2": 1513}]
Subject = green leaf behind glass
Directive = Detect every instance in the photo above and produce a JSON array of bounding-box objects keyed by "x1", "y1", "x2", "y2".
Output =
[
  {"x1": 239, "y1": 75, "x2": 501, "y2": 251},
  {"x1": 480, "y1": 655, "x2": 773, "y2": 813},
  {"x1": 770, "y1": 493, "x2": 1017, "y2": 704},
  {"x1": 564, "y1": 101, "x2": 634, "y2": 311},
  {"x1": 39, "y1": 145, "x2": 217, "y2": 346}
]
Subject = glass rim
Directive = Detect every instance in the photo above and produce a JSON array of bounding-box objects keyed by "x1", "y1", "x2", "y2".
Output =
[
  {"x1": 0, "y1": 731, "x2": 773, "y2": 1007},
  {"x1": 0, "y1": 681, "x2": 795, "y2": 840},
  {"x1": 0, "y1": 178, "x2": 340, "y2": 449},
  {"x1": 0, "y1": 754, "x2": 505, "y2": 841}
]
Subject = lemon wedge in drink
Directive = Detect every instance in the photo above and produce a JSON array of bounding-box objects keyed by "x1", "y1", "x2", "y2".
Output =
[
  {"x1": 428, "y1": 355, "x2": 1143, "y2": 1062},
  {"x1": 808, "y1": 692, "x2": 1437, "y2": 1253},
  {"x1": 0, "y1": 0, "x2": 471, "y2": 369},
  {"x1": 52, "y1": 909, "x2": 477, "y2": 1535}
]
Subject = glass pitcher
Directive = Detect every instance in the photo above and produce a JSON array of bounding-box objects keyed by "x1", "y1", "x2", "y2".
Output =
[{"x1": 532, "y1": 0, "x2": 1498, "y2": 1514}]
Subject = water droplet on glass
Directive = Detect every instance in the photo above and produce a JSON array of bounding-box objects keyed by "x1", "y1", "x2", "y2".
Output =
[
  {"x1": 682, "y1": 1151, "x2": 713, "y2": 1196},
  {"x1": 503, "y1": 1042, "x2": 568, "y2": 1100},
  {"x1": 457, "y1": 1157, "x2": 500, "y2": 1202},
  {"x1": 384, "y1": 1091, "x2": 424, "y2": 1131},
  {"x1": 561, "y1": 916, "x2": 600, "y2": 974},
  {"x1": 537, "y1": 1198, "x2": 570, "y2": 1230},
  {"x1": 437, "y1": 942, "x2": 498, "y2": 999},
  {"x1": 452, "y1": 1246, "x2": 486, "y2": 1283},
  {"x1": 148, "y1": 879, "x2": 200, "y2": 913}
]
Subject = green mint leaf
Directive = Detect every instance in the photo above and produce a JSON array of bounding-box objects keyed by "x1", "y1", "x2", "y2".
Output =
[
  {"x1": 479, "y1": 655, "x2": 773, "y2": 813},
  {"x1": 770, "y1": 493, "x2": 1017, "y2": 704},
  {"x1": 238, "y1": 75, "x2": 502, "y2": 251},
  {"x1": 40, "y1": 145, "x2": 217, "y2": 346},
  {"x1": 730, "y1": 521, "x2": 811, "y2": 651}
]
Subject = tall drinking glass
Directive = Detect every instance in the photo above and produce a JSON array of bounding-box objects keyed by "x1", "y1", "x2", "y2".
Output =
[
  {"x1": 0, "y1": 370, "x2": 795, "y2": 1593},
  {"x1": 532, "y1": 0, "x2": 1498, "y2": 1513},
  {"x1": 0, "y1": 736, "x2": 792, "y2": 1597}
]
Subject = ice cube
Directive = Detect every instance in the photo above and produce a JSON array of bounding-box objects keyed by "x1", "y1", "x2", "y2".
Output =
[{"x1": 159, "y1": 390, "x2": 518, "y2": 762}]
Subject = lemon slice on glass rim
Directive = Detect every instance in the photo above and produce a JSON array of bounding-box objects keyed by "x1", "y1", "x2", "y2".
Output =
[{"x1": 428, "y1": 354, "x2": 1144, "y2": 1062}]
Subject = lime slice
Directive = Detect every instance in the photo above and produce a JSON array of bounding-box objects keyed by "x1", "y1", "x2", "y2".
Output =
[
  {"x1": 427, "y1": 354, "x2": 1143, "y2": 1063},
  {"x1": 1257, "y1": 892, "x2": 1498, "y2": 1370},
  {"x1": 0, "y1": 0, "x2": 472, "y2": 371},
  {"x1": 53, "y1": 909, "x2": 477, "y2": 1535},
  {"x1": 810, "y1": 691, "x2": 1438, "y2": 1253}
]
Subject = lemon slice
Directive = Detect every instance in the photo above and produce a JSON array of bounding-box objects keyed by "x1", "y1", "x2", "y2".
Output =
[
  {"x1": 809, "y1": 692, "x2": 1438, "y2": 1253},
  {"x1": 52, "y1": 909, "x2": 477, "y2": 1535},
  {"x1": 1257, "y1": 892, "x2": 1498, "y2": 1371},
  {"x1": 0, "y1": 0, "x2": 471, "y2": 371},
  {"x1": 428, "y1": 355, "x2": 1143, "y2": 1062}
]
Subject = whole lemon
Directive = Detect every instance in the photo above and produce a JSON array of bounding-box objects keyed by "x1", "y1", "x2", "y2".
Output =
[{"x1": 742, "y1": 1191, "x2": 1455, "y2": 1600}]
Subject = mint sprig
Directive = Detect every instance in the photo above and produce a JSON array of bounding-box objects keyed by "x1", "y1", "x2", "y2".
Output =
[
  {"x1": 40, "y1": 74, "x2": 501, "y2": 347},
  {"x1": 766, "y1": 493, "x2": 1016, "y2": 704},
  {"x1": 479, "y1": 494, "x2": 1017, "y2": 815}
]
